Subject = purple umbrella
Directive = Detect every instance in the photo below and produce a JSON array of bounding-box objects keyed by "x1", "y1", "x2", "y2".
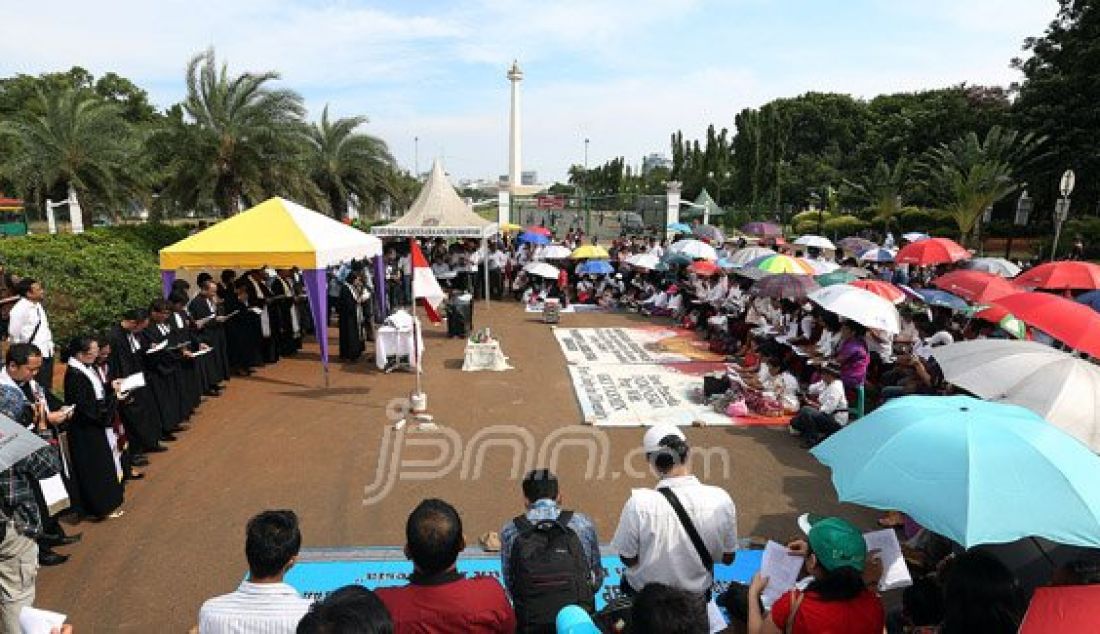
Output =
[
  {"x1": 742, "y1": 221, "x2": 783, "y2": 237},
  {"x1": 752, "y1": 273, "x2": 821, "y2": 299}
]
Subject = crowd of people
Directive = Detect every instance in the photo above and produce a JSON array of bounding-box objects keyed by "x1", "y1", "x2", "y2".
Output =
[{"x1": 0, "y1": 262, "x2": 312, "y2": 630}]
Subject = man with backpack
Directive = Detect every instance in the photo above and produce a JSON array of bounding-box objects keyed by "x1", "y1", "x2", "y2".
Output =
[{"x1": 499, "y1": 469, "x2": 604, "y2": 633}]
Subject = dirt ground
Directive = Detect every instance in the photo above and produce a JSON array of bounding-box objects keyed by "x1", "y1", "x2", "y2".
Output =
[{"x1": 36, "y1": 302, "x2": 875, "y2": 631}]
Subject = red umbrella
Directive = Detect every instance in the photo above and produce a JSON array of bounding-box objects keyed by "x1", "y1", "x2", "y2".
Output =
[
  {"x1": 850, "y1": 280, "x2": 905, "y2": 304},
  {"x1": 932, "y1": 270, "x2": 1020, "y2": 303},
  {"x1": 994, "y1": 292, "x2": 1100, "y2": 358},
  {"x1": 689, "y1": 260, "x2": 720, "y2": 276},
  {"x1": 895, "y1": 237, "x2": 970, "y2": 266},
  {"x1": 1021, "y1": 585, "x2": 1100, "y2": 633},
  {"x1": 1015, "y1": 261, "x2": 1100, "y2": 290},
  {"x1": 527, "y1": 226, "x2": 552, "y2": 237}
]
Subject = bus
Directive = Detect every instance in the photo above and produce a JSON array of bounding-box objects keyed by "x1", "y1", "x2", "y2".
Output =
[{"x1": 0, "y1": 197, "x2": 29, "y2": 236}]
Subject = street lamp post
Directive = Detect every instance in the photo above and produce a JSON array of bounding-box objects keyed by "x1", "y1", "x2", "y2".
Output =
[
  {"x1": 1005, "y1": 188, "x2": 1032, "y2": 259},
  {"x1": 810, "y1": 191, "x2": 823, "y2": 234},
  {"x1": 1051, "y1": 169, "x2": 1075, "y2": 261},
  {"x1": 583, "y1": 137, "x2": 591, "y2": 236}
]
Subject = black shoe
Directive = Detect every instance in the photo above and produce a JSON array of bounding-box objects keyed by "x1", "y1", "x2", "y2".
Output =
[
  {"x1": 162, "y1": 433, "x2": 178, "y2": 442},
  {"x1": 39, "y1": 550, "x2": 69, "y2": 566},
  {"x1": 131, "y1": 455, "x2": 150, "y2": 467},
  {"x1": 147, "y1": 444, "x2": 168, "y2": 453},
  {"x1": 43, "y1": 532, "x2": 82, "y2": 547}
]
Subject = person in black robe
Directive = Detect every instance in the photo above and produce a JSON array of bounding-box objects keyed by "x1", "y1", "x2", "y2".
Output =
[
  {"x1": 224, "y1": 281, "x2": 263, "y2": 374},
  {"x1": 188, "y1": 278, "x2": 230, "y2": 389},
  {"x1": 337, "y1": 271, "x2": 365, "y2": 361},
  {"x1": 270, "y1": 269, "x2": 302, "y2": 356},
  {"x1": 107, "y1": 309, "x2": 165, "y2": 458},
  {"x1": 142, "y1": 299, "x2": 184, "y2": 441},
  {"x1": 244, "y1": 269, "x2": 280, "y2": 364},
  {"x1": 291, "y1": 267, "x2": 314, "y2": 335},
  {"x1": 94, "y1": 335, "x2": 142, "y2": 482},
  {"x1": 168, "y1": 291, "x2": 207, "y2": 416},
  {"x1": 63, "y1": 336, "x2": 124, "y2": 519}
]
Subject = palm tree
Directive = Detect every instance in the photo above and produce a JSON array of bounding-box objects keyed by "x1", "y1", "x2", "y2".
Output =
[
  {"x1": 844, "y1": 158, "x2": 909, "y2": 231},
  {"x1": 176, "y1": 48, "x2": 307, "y2": 216},
  {"x1": 0, "y1": 87, "x2": 136, "y2": 226},
  {"x1": 918, "y1": 126, "x2": 1046, "y2": 246},
  {"x1": 305, "y1": 105, "x2": 393, "y2": 219}
]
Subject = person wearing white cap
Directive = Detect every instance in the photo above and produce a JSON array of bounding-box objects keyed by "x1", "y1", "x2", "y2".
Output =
[{"x1": 610, "y1": 424, "x2": 738, "y2": 599}]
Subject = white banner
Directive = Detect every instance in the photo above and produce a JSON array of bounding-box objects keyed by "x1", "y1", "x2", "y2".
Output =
[
  {"x1": 553, "y1": 327, "x2": 702, "y2": 365},
  {"x1": 569, "y1": 364, "x2": 731, "y2": 427}
]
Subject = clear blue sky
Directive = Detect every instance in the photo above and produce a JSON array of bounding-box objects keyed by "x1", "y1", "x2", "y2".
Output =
[{"x1": 0, "y1": 0, "x2": 1059, "y2": 182}]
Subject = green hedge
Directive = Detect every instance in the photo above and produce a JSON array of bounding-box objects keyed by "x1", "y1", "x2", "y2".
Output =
[{"x1": 0, "y1": 224, "x2": 190, "y2": 345}]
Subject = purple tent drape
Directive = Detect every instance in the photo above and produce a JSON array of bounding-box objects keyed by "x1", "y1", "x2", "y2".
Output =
[
  {"x1": 372, "y1": 255, "x2": 388, "y2": 323},
  {"x1": 161, "y1": 270, "x2": 176, "y2": 298},
  {"x1": 302, "y1": 269, "x2": 330, "y2": 377}
]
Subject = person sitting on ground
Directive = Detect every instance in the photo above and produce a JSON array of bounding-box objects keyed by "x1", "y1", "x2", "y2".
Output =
[
  {"x1": 789, "y1": 362, "x2": 848, "y2": 447},
  {"x1": 610, "y1": 425, "x2": 737, "y2": 599},
  {"x1": 762, "y1": 357, "x2": 801, "y2": 415},
  {"x1": 296, "y1": 585, "x2": 394, "y2": 634},
  {"x1": 630, "y1": 582, "x2": 710, "y2": 634},
  {"x1": 746, "y1": 516, "x2": 885, "y2": 634},
  {"x1": 376, "y1": 498, "x2": 515, "y2": 633},
  {"x1": 939, "y1": 550, "x2": 1026, "y2": 634},
  {"x1": 199, "y1": 509, "x2": 313, "y2": 634},
  {"x1": 499, "y1": 469, "x2": 602, "y2": 632}
]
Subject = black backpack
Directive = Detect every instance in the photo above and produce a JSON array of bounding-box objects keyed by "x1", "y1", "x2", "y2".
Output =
[{"x1": 510, "y1": 510, "x2": 595, "y2": 633}]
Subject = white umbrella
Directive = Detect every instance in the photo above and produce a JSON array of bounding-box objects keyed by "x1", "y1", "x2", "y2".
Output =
[
  {"x1": 902, "y1": 232, "x2": 930, "y2": 242},
  {"x1": 794, "y1": 235, "x2": 836, "y2": 250},
  {"x1": 626, "y1": 253, "x2": 660, "y2": 269},
  {"x1": 932, "y1": 340, "x2": 1100, "y2": 453},
  {"x1": 808, "y1": 285, "x2": 900, "y2": 334},
  {"x1": 726, "y1": 246, "x2": 775, "y2": 267},
  {"x1": 523, "y1": 261, "x2": 560, "y2": 279},
  {"x1": 536, "y1": 244, "x2": 573, "y2": 260},
  {"x1": 964, "y1": 257, "x2": 1022, "y2": 278},
  {"x1": 667, "y1": 239, "x2": 718, "y2": 261},
  {"x1": 800, "y1": 258, "x2": 839, "y2": 274}
]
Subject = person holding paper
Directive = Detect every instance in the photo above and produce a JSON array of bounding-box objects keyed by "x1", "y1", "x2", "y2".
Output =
[
  {"x1": 187, "y1": 279, "x2": 230, "y2": 392},
  {"x1": 745, "y1": 516, "x2": 884, "y2": 634},
  {"x1": 244, "y1": 269, "x2": 280, "y2": 365},
  {"x1": 107, "y1": 308, "x2": 167, "y2": 459},
  {"x1": 224, "y1": 281, "x2": 263, "y2": 376},
  {"x1": 143, "y1": 300, "x2": 185, "y2": 442},
  {"x1": 63, "y1": 337, "x2": 124, "y2": 520},
  {"x1": 167, "y1": 291, "x2": 205, "y2": 419},
  {"x1": 270, "y1": 269, "x2": 302, "y2": 357}
]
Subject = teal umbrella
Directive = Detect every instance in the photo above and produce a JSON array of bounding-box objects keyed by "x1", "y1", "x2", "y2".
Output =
[{"x1": 812, "y1": 395, "x2": 1100, "y2": 549}]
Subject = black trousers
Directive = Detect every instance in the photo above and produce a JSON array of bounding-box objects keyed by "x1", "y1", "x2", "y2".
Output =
[{"x1": 790, "y1": 406, "x2": 842, "y2": 441}]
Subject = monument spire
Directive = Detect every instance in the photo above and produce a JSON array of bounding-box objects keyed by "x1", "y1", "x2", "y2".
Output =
[{"x1": 507, "y1": 59, "x2": 523, "y2": 195}]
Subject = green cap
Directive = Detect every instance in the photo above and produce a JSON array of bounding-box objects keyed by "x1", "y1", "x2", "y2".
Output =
[{"x1": 806, "y1": 516, "x2": 866, "y2": 572}]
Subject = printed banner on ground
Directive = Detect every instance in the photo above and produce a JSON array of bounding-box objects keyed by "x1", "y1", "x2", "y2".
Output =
[
  {"x1": 568, "y1": 363, "x2": 732, "y2": 426},
  {"x1": 553, "y1": 326, "x2": 720, "y2": 365},
  {"x1": 284, "y1": 547, "x2": 763, "y2": 610}
]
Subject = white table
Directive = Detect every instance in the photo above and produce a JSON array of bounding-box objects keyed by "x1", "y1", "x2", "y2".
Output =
[
  {"x1": 375, "y1": 325, "x2": 423, "y2": 370},
  {"x1": 462, "y1": 341, "x2": 512, "y2": 372}
]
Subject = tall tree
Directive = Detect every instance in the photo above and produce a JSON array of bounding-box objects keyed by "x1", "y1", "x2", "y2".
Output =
[
  {"x1": 305, "y1": 105, "x2": 394, "y2": 219},
  {"x1": 843, "y1": 159, "x2": 910, "y2": 230}
]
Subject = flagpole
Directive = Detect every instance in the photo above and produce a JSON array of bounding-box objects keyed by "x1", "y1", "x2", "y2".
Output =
[{"x1": 411, "y1": 238, "x2": 422, "y2": 398}]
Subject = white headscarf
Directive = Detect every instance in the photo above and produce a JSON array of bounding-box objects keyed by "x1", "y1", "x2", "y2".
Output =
[{"x1": 68, "y1": 356, "x2": 105, "y2": 400}]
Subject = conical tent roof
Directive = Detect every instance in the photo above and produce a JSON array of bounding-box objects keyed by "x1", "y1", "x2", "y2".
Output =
[
  {"x1": 372, "y1": 159, "x2": 496, "y2": 238},
  {"x1": 159, "y1": 197, "x2": 382, "y2": 270},
  {"x1": 682, "y1": 188, "x2": 724, "y2": 218}
]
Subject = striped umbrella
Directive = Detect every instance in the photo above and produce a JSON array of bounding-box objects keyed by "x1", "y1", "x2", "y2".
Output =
[
  {"x1": 749, "y1": 254, "x2": 816, "y2": 275},
  {"x1": 851, "y1": 279, "x2": 905, "y2": 304},
  {"x1": 527, "y1": 226, "x2": 552, "y2": 236},
  {"x1": 859, "y1": 248, "x2": 896, "y2": 263},
  {"x1": 727, "y1": 246, "x2": 776, "y2": 267},
  {"x1": 753, "y1": 273, "x2": 821, "y2": 299}
]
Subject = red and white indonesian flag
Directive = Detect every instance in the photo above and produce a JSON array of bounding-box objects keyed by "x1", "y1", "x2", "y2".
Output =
[{"x1": 411, "y1": 239, "x2": 445, "y2": 323}]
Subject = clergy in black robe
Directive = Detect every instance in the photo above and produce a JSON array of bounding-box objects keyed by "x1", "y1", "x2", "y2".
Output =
[
  {"x1": 225, "y1": 281, "x2": 263, "y2": 374},
  {"x1": 143, "y1": 299, "x2": 184, "y2": 439},
  {"x1": 270, "y1": 270, "x2": 302, "y2": 356},
  {"x1": 63, "y1": 338, "x2": 123, "y2": 519},
  {"x1": 168, "y1": 291, "x2": 204, "y2": 416},
  {"x1": 244, "y1": 269, "x2": 280, "y2": 364},
  {"x1": 107, "y1": 311, "x2": 164, "y2": 455},
  {"x1": 337, "y1": 272, "x2": 365, "y2": 361},
  {"x1": 188, "y1": 279, "x2": 229, "y2": 388}
]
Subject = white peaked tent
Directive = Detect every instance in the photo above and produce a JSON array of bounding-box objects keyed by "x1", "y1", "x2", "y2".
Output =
[{"x1": 372, "y1": 159, "x2": 497, "y2": 238}]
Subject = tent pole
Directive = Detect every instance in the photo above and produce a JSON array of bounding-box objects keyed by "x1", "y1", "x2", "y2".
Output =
[{"x1": 483, "y1": 235, "x2": 490, "y2": 306}]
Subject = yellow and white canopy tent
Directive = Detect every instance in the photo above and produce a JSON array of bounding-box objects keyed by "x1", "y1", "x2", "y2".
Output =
[{"x1": 159, "y1": 197, "x2": 383, "y2": 379}]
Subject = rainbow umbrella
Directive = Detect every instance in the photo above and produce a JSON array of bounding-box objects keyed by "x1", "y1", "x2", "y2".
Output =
[{"x1": 749, "y1": 254, "x2": 816, "y2": 275}]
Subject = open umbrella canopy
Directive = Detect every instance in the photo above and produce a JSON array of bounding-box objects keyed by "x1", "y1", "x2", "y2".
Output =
[
  {"x1": 570, "y1": 245, "x2": 610, "y2": 259},
  {"x1": 523, "y1": 261, "x2": 560, "y2": 279},
  {"x1": 808, "y1": 284, "x2": 901, "y2": 333},
  {"x1": 499, "y1": 222, "x2": 523, "y2": 233},
  {"x1": 933, "y1": 340, "x2": 1100, "y2": 453},
  {"x1": 689, "y1": 260, "x2": 720, "y2": 276},
  {"x1": 815, "y1": 270, "x2": 860, "y2": 286},
  {"x1": 667, "y1": 222, "x2": 692, "y2": 233},
  {"x1": 932, "y1": 270, "x2": 1021, "y2": 303},
  {"x1": 995, "y1": 292, "x2": 1100, "y2": 358},
  {"x1": 1021, "y1": 586, "x2": 1100, "y2": 633},
  {"x1": 750, "y1": 254, "x2": 817, "y2": 275},
  {"x1": 970, "y1": 304, "x2": 1029, "y2": 340},
  {"x1": 693, "y1": 224, "x2": 725, "y2": 244},
  {"x1": 837, "y1": 237, "x2": 877, "y2": 254},
  {"x1": 895, "y1": 237, "x2": 970, "y2": 266},
  {"x1": 518, "y1": 231, "x2": 550, "y2": 245},
  {"x1": 742, "y1": 221, "x2": 783, "y2": 237},
  {"x1": 902, "y1": 232, "x2": 930, "y2": 242},
  {"x1": 794, "y1": 235, "x2": 836, "y2": 250},
  {"x1": 914, "y1": 288, "x2": 970, "y2": 311},
  {"x1": 734, "y1": 266, "x2": 769, "y2": 281},
  {"x1": 667, "y1": 239, "x2": 718, "y2": 260},
  {"x1": 812, "y1": 395, "x2": 1100, "y2": 549},
  {"x1": 753, "y1": 273, "x2": 820, "y2": 299},
  {"x1": 799, "y1": 258, "x2": 839, "y2": 274},
  {"x1": 527, "y1": 226, "x2": 552, "y2": 236},
  {"x1": 850, "y1": 279, "x2": 905, "y2": 304},
  {"x1": 1015, "y1": 261, "x2": 1100, "y2": 290},
  {"x1": 727, "y1": 246, "x2": 776, "y2": 267},
  {"x1": 1077, "y1": 289, "x2": 1100, "y2": 312},
  {"x1": 965, "y1": 257, "x2": 1022, "y2": 278},
  {"x1": 859, "y1": 248, "x2": 895, "y2": 263},
  {"x1": 577, "y1": 260, "x2": 614, "y2": 276},
  {"x1": 535, "y1": 244, "x2": 573, "y2": 260},
  {"x1": 625, "y1": 253, "x2": 660, "y2": 269}
]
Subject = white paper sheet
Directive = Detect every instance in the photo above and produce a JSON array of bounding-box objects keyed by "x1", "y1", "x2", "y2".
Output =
[
  {"x1": 39, "y1": 474, "x2": 70, "y2": 516},
  {"x1": 760, "y1": 540, "x2": 806, "y2": 609},
  {"x1": 120, "y1": 372, "x2": 145, "y2": 392},
  {"x1": 863, "y1": 528, "x2": 913, "y2": 591},
  {"x1": 191, "y1": 347, "x2": 212, "y2": 356},
  {"x1": 145, "y1": 340, "x2": 167, "y2": 354},
  {"x1": 707, "y1": 600, "x2": 728, "y2": 633},
  {"x1": 19, "y1": 606, "x2": 66, "y2": 634}
]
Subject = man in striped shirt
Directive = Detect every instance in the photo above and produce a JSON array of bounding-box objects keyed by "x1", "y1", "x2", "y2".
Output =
[{"x1": 199, "y1": 510, "x2": 312, "y2": 634}]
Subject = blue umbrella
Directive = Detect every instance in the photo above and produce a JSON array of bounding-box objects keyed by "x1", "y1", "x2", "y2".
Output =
[
  {"x1": 578, "y1": 260, "x2": 614, "y2": 276},
  {"x1": 667, "y1": 222, "x2": 692, "y2": 233},
  {"x1": 859, "y1": 248, "x2": 895, "y2": 263},
  {"x1": 716, "y1": 257, "x2": 738, "y2": 270},
  {"x1": 812, "y1": 395, "x2": 1100, "y2": 549},
  {"x1": 1076, "y1": 290, "x2": 1100, "y2": 313},
  {"x1": 915, "y1": 288, "x2": 969, "y2": 311},
  {"x1": 518, "y1": 231, "x2": 550, "y2": 245}
]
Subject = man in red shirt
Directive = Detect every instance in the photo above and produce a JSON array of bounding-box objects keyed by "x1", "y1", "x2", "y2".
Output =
[{"x1": 377, "y1": 499, "x2": 515, "y2": 633}]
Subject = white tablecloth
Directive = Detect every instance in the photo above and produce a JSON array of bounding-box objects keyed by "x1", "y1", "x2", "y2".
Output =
[
  {"x1": 462, "y1": 341, "x2": 512, "y2": 372},
  {"x1": 375, "y1": 325, "x2": 423, "y2": 370}
]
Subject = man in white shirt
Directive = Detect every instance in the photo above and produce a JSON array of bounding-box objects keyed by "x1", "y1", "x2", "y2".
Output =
[
  {"x1": 487, "y1": 246, "x2": 508, "y2": 299},
  {"x1": 398, "y1": 250, "x2": 412, "y2": 306},
  {"x1": 789, "y1": 362, "x2": 848, "y2": 447},
  {"x1": 611, "y1": 424, "x2": 738, "y2": 598},
  {"x1": 7, "y1": 279, "x2": 54, "y2": 389},
  {"x1": 199, "y1": 510, "x2": 312, "y2": 634}
]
